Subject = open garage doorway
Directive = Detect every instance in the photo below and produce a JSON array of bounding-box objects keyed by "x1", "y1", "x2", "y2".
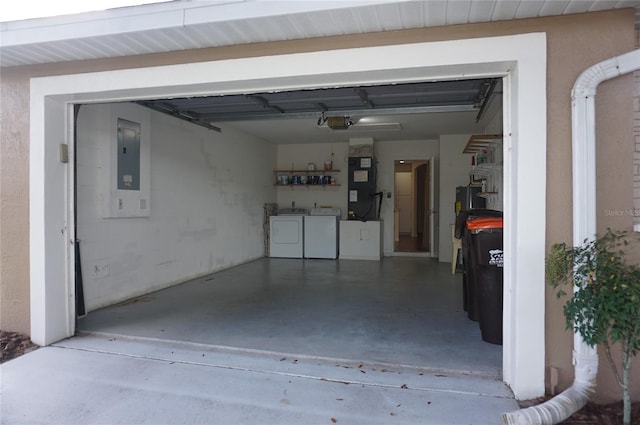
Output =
[
  {"x1": 30, "y1": 34, "x2": 547, "y2": 399},
  {"x1": 72, "y1": 76, "x2": 502, "y2": 373}
]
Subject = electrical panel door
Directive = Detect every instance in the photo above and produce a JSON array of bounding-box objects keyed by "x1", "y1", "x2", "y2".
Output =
[{"x1": 117, "y1": 118, "x2": 141, "y2": 191}]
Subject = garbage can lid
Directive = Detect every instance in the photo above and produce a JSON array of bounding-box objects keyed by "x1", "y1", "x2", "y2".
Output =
[
  {"x1": 466, "y1": 217, "x2": 504, "y2": 230},
  {"x1": 455, "y1": 209, "x2": 503, "y2": 239}
]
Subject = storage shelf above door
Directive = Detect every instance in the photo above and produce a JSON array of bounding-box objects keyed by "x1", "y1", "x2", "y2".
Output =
[{"x1": 463, "y1": 134, "x2": 502, "y2": 153}]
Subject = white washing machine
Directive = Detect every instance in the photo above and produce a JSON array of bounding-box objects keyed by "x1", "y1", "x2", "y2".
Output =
[
  {"x1": 304, "y1": 208, "x2": 341, "y2": 259},
  {"x1": 269, "y1": 209, "x2": 307, "y2": 258}
]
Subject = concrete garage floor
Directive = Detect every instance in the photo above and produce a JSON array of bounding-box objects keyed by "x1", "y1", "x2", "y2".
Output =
[
  {"x1": 78, "y1": 257, "x2": 502, "y2": 376},
  {"x1": 2, "y1": 258, "x2": 519, "y2": 425}
]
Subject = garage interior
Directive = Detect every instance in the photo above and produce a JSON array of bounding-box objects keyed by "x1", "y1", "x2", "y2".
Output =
[{"x1": 74, "y1": 77, "x2": 504, "y2": 377}]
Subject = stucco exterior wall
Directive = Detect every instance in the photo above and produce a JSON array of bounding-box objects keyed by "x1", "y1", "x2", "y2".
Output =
[
  {"x1": 593, "y1": 70, "x2": 640, "y2": 405},
  {"x1": 1, "y1": 9, "x2": 637, "y2": 401},
  {"x1": 634, "y1": 70, "x2": 640, "y2": 227},
  {"x1": 0, "y1": 77, "x2": 30, "y2": 334}
]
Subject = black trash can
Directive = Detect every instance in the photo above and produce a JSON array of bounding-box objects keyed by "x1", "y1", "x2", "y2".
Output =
[
  {"x1": 467, "y1": 217, "x2": 504, "y2": 345},
  {"x1": 455, "y1": 209, "x2": 502, "y2": 321}
]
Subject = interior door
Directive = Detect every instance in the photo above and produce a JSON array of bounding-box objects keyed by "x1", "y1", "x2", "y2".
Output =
[
  {"x1": 417, "y1": 163, "x2": 430, "y2": 251},
  {"x1": 395, "y1": 172, "x2": 412, "y2": 234}
]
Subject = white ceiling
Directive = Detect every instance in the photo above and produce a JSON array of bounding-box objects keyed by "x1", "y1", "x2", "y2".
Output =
[{"x1": 1, "y1": 0, "x2": 636, "y2": 143}]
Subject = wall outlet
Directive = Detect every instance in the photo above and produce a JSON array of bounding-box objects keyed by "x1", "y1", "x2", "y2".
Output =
[{"x1": 92, "y1": 264, "x2": 110, "y2": 278}]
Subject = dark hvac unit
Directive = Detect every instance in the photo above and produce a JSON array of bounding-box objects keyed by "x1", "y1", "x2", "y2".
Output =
[{"x1": 347, "y1": 156, "x2": 379, "y2": 221}]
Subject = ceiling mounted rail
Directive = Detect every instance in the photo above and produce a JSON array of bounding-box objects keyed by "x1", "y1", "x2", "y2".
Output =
[
  {"x1": 135, "y1": 78, "x2": 500, "y2": 131},
  {"x1": 136, "y1": 100, "x2": 222, "y2": 132}
]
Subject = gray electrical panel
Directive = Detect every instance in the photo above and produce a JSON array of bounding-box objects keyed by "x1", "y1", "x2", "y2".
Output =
[{"x1": 117, "y1": 118, "x2": 141, "y2": 191}]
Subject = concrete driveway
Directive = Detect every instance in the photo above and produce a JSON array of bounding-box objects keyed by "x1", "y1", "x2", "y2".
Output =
[{"x1": 1, "y1": 332, "x2": 518, "y2": 424}]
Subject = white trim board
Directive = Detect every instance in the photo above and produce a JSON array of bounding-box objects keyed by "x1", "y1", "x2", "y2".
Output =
[{"x1": 30, "y1": 32, "x2": 547, "y2": 400}]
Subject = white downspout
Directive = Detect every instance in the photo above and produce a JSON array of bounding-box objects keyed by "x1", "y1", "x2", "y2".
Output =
[{"x1": 503, "y1": 48, "x2": 640, "y2": 425}]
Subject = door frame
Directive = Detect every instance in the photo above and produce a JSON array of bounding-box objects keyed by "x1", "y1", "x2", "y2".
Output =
[
  {"x1": 29, "y1": 33, "x2": 547, "y2": 399},
  {"x1": 393, "y1": 159, "x2": 434, "y2": 256}
]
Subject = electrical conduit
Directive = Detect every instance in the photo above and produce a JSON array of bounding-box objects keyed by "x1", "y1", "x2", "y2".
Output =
[{"x1": 503, "y1": 48, "x2": 640, "y2": 424}]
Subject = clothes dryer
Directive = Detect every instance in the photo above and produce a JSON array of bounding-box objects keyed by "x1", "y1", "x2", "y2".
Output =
[{"x1": 304, "y1": 208, "x2": 341, "y2": 259}]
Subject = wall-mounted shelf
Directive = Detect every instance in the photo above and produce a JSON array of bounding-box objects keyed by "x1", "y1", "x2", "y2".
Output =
[
  {"x1": 471, "y1": 163, "x2": 503, "y2": 175},
  {"x1": 464, "y1": 135, "x2": 503, "y2": 211},
  {"x1": 274, "y1": 168, "x2": 341, "y2": 187},
  {"x1": 477, "y1": 192, "x2": 499, "y2": 198},
  {"x1": 274, "y1": 183, "x2": 341, "y2": 186},
  {"x1": 274, "y1": 169, "x2": 341, "y2": 173},
  {"x1": 275, "y1": 183, "x2": 341, "y2": 190},
  {"x1": 463, "y1": 134, "x2": 503, "y2": 154}
]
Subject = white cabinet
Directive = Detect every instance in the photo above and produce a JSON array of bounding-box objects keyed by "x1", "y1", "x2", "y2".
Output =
[{"x1": 339, "y1": 220, "x2": 383, "y2": 260}]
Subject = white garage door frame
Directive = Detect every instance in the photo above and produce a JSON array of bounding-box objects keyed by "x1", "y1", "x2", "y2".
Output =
[{"x1": 30, "y1": 32, "x2": 547, "y2": 400}]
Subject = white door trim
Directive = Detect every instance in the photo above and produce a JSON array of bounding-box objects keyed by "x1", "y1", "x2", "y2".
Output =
[{"x1": 30, "y1": 32, "x2": 547, "y2": 399}]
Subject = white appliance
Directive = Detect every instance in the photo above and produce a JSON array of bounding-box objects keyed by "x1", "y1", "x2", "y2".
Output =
[
  {"x1": 304, "y1": 208, "x2": 341, "y2": 259},
  {"x1": 269, "y1": 209, "x2": 307, "y2": 258}
]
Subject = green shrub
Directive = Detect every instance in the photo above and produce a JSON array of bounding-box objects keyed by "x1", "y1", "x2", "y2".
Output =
[{"x1": 547, "y1": 229, "x2": 640, "y2": 425}]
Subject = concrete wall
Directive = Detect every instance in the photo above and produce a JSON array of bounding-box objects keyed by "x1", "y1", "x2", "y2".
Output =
[
  {"x1": 1, "y1": 9, "x2": 637, "y2": 401},
  {"x1": 76, "y1": 103, "x2": 275, "y2": 311}
]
